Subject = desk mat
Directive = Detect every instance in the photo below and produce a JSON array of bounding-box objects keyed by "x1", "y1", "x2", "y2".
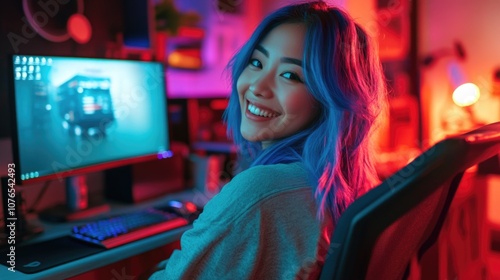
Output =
[{"x1": 0, "y1": 236, "x2": 105, "y2": 274}]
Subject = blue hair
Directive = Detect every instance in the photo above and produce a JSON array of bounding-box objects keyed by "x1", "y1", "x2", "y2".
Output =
[{"x1": 223, "y1": 1, "x2": 387, "y2": 223}]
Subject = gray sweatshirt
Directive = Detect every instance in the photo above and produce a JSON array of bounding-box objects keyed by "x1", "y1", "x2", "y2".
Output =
[{"x1": 150, "y1": 162, "x2": 329, "y2": 280}]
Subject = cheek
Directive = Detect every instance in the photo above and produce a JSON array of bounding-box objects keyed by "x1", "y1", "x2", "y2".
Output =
[
  {"x1": 236, "y1": 70, "x2": 250, "y2": 96},
  {"x1": 285, "y1": 93, "x2": 314, "y2": 115},
  {"x1": 236, "y1": 78, "x2": 243, "y2": 95},
  {"x1": 236, "y1": 79, "x2": 246, "y2": 108},
  {"x1": 285, "y1": 98, "x2": 300, "y2": 113}
]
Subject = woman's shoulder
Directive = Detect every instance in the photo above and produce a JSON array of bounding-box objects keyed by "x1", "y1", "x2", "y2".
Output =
[
  {"x1": 238, "y1": 161, "x2": 307, "y2": 179},
  {"x1": 233, "y1": 162, "x2": 309, "y2": 190},
  {"x1": 221, "y1": 162, "x2": 311, "y2": 206},
  {"x1": 199, "y1": 162, "x2": 312, "y2": 223}
]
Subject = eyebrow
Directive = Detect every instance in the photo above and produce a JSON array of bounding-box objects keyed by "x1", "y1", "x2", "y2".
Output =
[{"x1": 255, "y1": 45, "x2": 303, "y2": 67}]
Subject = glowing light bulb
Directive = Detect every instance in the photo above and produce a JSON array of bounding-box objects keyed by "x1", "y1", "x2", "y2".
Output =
[{"x1": 452, "y1": 83, "x2": 480, "y2": 107}]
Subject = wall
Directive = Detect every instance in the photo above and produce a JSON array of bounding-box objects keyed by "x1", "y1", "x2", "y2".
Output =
[
  {"x1": 0, "y1": 0, "x2": 124, "y2": 139},
  {"x1": 419, "y1": 0, "x2": 500, "y2": 145},
  {"x1": 419, "y1": 1, "x2": 500, "y2": 277},
  {"x1": 166, "y1": 0, "x2": 261, "y2": 98}
]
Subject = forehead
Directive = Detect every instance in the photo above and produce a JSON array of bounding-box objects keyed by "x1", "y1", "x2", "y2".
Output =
[{"x1": 259, "y1": 23, "x2": 306, "y2": 58}]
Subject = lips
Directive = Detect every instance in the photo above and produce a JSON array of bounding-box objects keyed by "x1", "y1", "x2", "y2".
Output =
[{"x1": 246, "y1": 100, "x2": 280, "y2": 119}]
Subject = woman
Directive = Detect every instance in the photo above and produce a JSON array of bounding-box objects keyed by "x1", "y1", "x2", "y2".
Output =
[{"x1": 150, "y1": 1, "x2": 387, "y2": 279}]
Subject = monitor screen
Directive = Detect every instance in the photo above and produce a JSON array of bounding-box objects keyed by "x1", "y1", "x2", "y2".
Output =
[{"x1": 8, "y1": 55, "x2": 171, "y2": 184}]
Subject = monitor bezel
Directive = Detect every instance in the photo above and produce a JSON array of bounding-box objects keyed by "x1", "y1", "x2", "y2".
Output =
[{"x1": 7, "y1": 54, "x2": 171, "y2": 185}]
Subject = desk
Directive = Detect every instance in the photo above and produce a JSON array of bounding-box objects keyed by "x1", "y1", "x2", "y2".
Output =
[{"x1": 0, "y1": 190, "x2": 199, "y2": 280}]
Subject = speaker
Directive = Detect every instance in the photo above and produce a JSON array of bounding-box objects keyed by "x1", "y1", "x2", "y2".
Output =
[{"x1": 190, "y1": 154, "x2": 226, "y2": 194}]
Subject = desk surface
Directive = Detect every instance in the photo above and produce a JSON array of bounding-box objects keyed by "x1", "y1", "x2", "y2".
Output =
[{"x1": 0, "y1": 190, "x2": 199, "y2": 280}]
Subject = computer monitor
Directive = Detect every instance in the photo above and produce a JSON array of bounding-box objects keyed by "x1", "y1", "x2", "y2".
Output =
[{"x1": 7, "y1": 54, "x2": 171, "y2": 219}]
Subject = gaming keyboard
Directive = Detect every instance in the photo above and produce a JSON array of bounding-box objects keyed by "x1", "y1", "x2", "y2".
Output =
[{"x1": 71, "y1": 208, "x2": 189, "y2": 249}]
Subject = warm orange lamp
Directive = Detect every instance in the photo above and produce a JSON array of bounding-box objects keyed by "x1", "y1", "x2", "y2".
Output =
[{"x1": 452, "y1": 82, "x2": 481, "y2": 107}]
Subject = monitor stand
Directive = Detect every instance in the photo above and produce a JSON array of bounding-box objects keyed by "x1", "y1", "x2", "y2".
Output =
[{"x1": 39, "y1": 175, "x2": 110, "y2": 222}]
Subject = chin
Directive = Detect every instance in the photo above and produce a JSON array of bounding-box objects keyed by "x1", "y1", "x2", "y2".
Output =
[
  {"x1": 240, "y1": 128, "x2": 269, "y2": 143},
  {"x1": 241, "y1": 132, "x2": 260, "y2": 142}
]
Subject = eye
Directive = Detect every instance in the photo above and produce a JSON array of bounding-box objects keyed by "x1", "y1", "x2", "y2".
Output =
[
  {"x1": 249, "y1": 58, "x2": 262, "y2": 68},
  {"x1": 281, "y1": 72, "x2": 303, "y2": 83}
]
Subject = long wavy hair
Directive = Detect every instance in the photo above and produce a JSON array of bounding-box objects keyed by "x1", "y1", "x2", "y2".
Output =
[{"x1": 223, "y1": 1, "x2": 387, "y2": 223}]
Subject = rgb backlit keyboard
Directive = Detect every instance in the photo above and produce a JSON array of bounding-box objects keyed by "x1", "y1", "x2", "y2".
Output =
[{"x1": 71, "y1": 208, "x2": 188, "y2": 249}]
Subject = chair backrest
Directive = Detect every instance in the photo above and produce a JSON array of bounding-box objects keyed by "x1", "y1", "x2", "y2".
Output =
[{"x1": 319, "y1": 122, "x2": 500, "y2": 280}]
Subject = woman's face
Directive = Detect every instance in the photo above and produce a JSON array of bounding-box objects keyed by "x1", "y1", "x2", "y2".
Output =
[{"x1": 237, "y1": 23, "x2": 318, "y2": 148}]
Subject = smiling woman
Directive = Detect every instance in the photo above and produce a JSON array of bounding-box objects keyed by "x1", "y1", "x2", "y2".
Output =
[
  {"x1": 149, "y1": 2, "x2": 388, "y2": 279},
  {"x1": 237, "y1": 23, "x2": 319, "y2": 146}
]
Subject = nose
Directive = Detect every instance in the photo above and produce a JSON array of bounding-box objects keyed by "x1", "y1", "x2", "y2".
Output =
[{"x1": 249, "y1": 73, "x2": 273, "y2": 98}]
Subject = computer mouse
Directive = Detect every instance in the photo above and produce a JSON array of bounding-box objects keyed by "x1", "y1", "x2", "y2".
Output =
[{"x1": 159, "y1": 200, "x2": 201, "y2": 222}]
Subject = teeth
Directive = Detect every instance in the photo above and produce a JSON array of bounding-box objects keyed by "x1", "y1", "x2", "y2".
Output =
[{"x1": 248, "y1": 103, "x2": 278, "y2": 118}]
